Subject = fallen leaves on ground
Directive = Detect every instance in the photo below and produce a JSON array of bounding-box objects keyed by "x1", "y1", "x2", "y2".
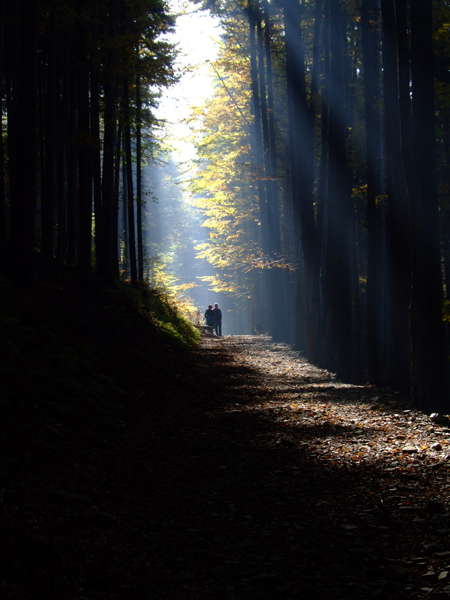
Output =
[{"x1": 3, "y1": 330, "x2": 450, "y2": 599}]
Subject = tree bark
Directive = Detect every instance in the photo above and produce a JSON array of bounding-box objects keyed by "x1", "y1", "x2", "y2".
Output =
[
  {"x1": 409, "y1": 0, "x2": 446, "y2": 409},
  {"x1": 76, "y1": 0, "x2": 92, "y2": 286},
  {"x1": 362, "y1": 0, "x2": 386, "y2": 385},
  {"x1": 136, "y1": 73, "x2": 144, "y2": 283},
  {"x1": 41, "y1": 0, "x2": 57, "y2": 265},
  {"x1": 324, "y1": 0, "x2": 352, "y2": 380},
  {"x1": 282, "y1": 0, "x2": 316, "y2": 353},
  {"x1": 2, "y1": 0, "x2": 40, "y2": 280},
  {"x1": 381, "y1": 0, "x2": 411, "y2": 395},
  {"x1": 0, "y1": 0, "x2": 6, "y2": 255},
  {"x1": 123, "y1": 76, "x2": 137, "y2": 284},
  {"x1": 99, "y1": 0, "x2": 119, "y2": 281}
]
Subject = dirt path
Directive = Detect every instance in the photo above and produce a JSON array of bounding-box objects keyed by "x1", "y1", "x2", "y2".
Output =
[
  {"x1": 118, "y1": 334, "x2": 450, "y2": 600},
  {"x1": 4, "y1": 334, "x2": 450, "y2": 599}
]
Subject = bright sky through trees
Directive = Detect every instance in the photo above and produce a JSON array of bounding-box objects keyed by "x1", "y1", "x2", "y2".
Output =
[{"x1": 156, "y1": 1, "x2": 222, "y2": 162}]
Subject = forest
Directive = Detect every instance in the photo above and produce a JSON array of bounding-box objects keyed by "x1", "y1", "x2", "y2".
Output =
[{"x1": 1, "y1": 0, "x2": 450, "y2": 413}]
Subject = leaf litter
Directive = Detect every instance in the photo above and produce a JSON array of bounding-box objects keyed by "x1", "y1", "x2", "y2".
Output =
[{"x1": 3, "y1": 332, "x2": 450, "y2": 599}]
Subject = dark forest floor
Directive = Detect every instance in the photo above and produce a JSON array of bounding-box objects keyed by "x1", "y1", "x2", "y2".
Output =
[{"x1": 2, "y1": 281, "x2": 450, "y2": 599}]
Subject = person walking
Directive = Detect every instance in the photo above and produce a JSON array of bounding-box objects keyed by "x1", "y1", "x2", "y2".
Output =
[
  {"x1": 213, "y1": 303, "x2": 222, "y2": 336},
  {"x1": 204, "y1": 304, "x2": 214, "y2": 328}
]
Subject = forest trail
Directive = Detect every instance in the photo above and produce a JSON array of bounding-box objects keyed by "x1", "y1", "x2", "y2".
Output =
[{"x1": 3, "y1": 333, "x2": 450, "y2": 599}]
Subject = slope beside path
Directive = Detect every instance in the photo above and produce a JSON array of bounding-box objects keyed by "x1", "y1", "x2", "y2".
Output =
[{"x1": 3, "y1": 332, "x2": 450, "y2": 599}]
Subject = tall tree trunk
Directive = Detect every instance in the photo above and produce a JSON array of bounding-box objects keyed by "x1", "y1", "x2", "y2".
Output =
[
  {"x1": 262, "y1": 0, "x2": 290, "y2": 342},
  {"x1": 56, "y1": 55, "x2": 69, "y2": 265},
  {"x1": 121, "y1": 150, "x2": 129, "y2": 278},
  {"x1": 66, "y1": 73, "x2": 79, "y2": 267},
  {"x1": 91, "y1": 0, "x2": 102, "y2": 275},
  {"x1": 76, "y1": 0, "x2": 92, "y2": 286},
  {"x1": 381, "y1": 0, "x2": 411, "y2": 395},
  {"x1": 247, "y1": 6, "x2": 272, "y2": 335},
  {"x1": 308, "y1": 0, "x2": 327, "y2": 366},
  {"x1": 322, "y1": 0, "x2": 353, "y2": 380},
  {"x1": 114, "y1": 123, "x2": 121, "y2": 274},
  {"x1": 409, "y1": 1, "x2": 446, "y2": 409},
  {"x1": 0, "y1": 0, "x2": 6, "y2": 255},
  {"x1": 256, "y1": 4, "x2": 286, "y2": 341},
  {"x1": 248, "y1": 8, "x2": 268, "y2": 240},
  {"x1": 307, "y1": 0, "x2": 328, "y2": 364},
  {"x1": 136, "y1": 73, "x2": 144, "y2": 283},
  {"x1": 99, "y1": 0, "x2": 118, "y2": 281},
  {"x1": 123, "y1": 76, "x2": 137, "y2": 284},
  {"x1": 2, "y1": 0, "x2": 40, "y2": 280},
  {"x1": 256, "y1": 11, "x2": 273, "y2": 246},
  {"x1": 362, "y1": 0, "x2": 386, "y2": 385},
  {"x1": 41, "y1": 0, "x2": 57, "y2": 266},
  {"x1": 262, "y1": 0, "x2": 280, "y2": 255},
  {"x1": 282, "y1": 0, "x2": 316, "y2": 352}
]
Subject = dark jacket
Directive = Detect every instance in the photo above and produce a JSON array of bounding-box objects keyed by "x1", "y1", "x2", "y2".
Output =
[{"x1": 204, "y1": 308, "x2": 214, "y2": 326}]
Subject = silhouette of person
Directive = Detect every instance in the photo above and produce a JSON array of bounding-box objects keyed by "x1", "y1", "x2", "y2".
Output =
[
  {"x1": 204, "y1": 304, "x2": 214, "y2": 327},
  {"x1": 213, "y1": 303, "x2": 222, "y2": 336}
]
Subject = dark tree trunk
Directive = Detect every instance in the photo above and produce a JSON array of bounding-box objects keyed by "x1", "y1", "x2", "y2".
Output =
[
  {"x1": 56, "y1": 55, "x2": 70, "y2": 264},
  {"x1": 99, "y1": 0, "x2": 118, "y2": 281},
  {"x1": 361, "y1": 0, "x2": 386, "y2": 385},
  {"x1": 0, "y1": 0, "x2": 6, "y2": 255},
  {"x1": 113, "y1": 123, "x2": 121, "y2": 274},
  {"x1": 262, "y1": 0, "x2": 291, "y2": 343},
  {"x1": 248, "y1": 8, "x2": 268, "y2": 241},
  {"x1": 257, "y1": 3, "x2": 286, "y2": 341},
  {"x1": 121, "y1": 137, "x2": 129, "y2": 278},
  {"x1": 4, "y1": 1, "x2": 20, "y2": 264},
  {"x1": 76, "y1": 0, "x2": 92, "y2": 286},
  {"x1": 409, "y1": 1, "x2": 446, "y2": 409},
  {"x1": 307, "y1": 0, "x2": 328, "y2": 364},
  {"x1": 321, "y1": 0, "x2": 353, "y2": 379},
  {"x1": 247, "y1": 6, "x2": 272, "y2": 335},
  {"x1": 282, "y1": 0, "x2": 316, "y2": 353},
  {"x1": 308, "y1": 0, "x2": 327, "y2": 366},
  {"x1": 2, "y1": 0, "x2": 40, "y2": 280},
  {"x1": 123, "y1": 76, "x2": 137, "y2": 284},
  {"x1": 136, "y1": 73, "x2": 144, "y2": 283},
  {"x1": 381, "y1": 0, "x2": 411, "y2": 395},
  {"x1": 91, "y1": 0, "x2": 102, "y2": 275},
  {"x1": 66, "y1": 74, "x2": 79, "y2": 267},
  {"x1": 41, "y1": 0, "x2": 57, "y2": 265},
  {"x1": 262, "y1": 0, "x2": 280, "y2": 255}
]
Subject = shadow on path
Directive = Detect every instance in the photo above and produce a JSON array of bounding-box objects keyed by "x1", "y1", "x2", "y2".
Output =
[
  {"x1": 3, "y1": 335, "x2": 449, "y2": 599},
  {"x1": 108, "y1": 335, "x2": 449, "y2": 600}
]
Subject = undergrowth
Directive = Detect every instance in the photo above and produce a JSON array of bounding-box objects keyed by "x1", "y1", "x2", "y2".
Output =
[
  {"x1": 0, "y1": 274, "x2": 201, "y2": 429},
  {"x1": 117, "y1": 280, "x2": 201, "y2": 349}
]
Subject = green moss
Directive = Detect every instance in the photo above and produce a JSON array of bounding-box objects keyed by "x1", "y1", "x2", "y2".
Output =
[{"x1": 118, "y1": 281, "x2": 201, "y2": 349}]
